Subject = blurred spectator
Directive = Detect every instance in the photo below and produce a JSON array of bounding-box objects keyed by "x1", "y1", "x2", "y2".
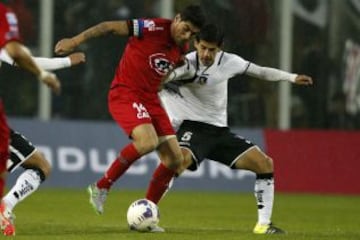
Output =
[
  {"x1": 294, "y1": 24, "x2": 329, "y2": 128},
  {"x1": 53, "y1": 0, "x2": 132, "y2": 119},
  {"x1": 326, "y1": 92, "x2": 354, "y2": 129},
  {"x1": 108, "y1": 0, "x2": 131, "y2": 19},
  {"x1": 291, "y1": 95, "x2": 308, "y2": 128}
]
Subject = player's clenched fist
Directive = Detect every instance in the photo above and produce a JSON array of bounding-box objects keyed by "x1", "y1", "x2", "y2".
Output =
[
  {"x1": 54, "y1": 38, "x2": 77, "y2": 55},
  {"x1": 69, "y1": 52, "x2": 86, "y2": 66},
  {"x1": 294, "y1": 75, "x2": 313, "y2": 86}
]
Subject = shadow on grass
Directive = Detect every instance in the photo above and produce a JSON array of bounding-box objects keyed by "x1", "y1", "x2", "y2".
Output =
[{"x1": 19, "y1": 224, "x2": 248, "y2": 237}]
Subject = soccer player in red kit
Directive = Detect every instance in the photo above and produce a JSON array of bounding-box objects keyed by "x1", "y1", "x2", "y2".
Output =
[
  {"x1": 0, "y1": 2, "x2": 61, "y2": 236},
  {"x1": 0, "y1": 4, "x2": 20, "y2": 208},
  {"x1": 55, "y1": 5, "x2": 206, "y2": 231}
]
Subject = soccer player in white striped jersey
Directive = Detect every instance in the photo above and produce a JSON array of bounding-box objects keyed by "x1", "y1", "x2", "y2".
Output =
[
  {"x1": 0, "y1": 49, "x2": 85, "y2": 236},
  {"x1": 146, "y1": 24, "x2": 313, "y2": 234}
]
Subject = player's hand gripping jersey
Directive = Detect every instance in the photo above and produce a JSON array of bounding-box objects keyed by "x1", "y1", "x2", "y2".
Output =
[{"x1": 111, "y1": 18, "x2": 187, "y2": 100}]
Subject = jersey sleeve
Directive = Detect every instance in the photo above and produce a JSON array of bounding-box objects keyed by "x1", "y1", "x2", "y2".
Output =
[
  {"x1": 166, "y1": 59, "x2": 196, "y2": 82},
  {"x1": 31, "y1": 57, "x2": 72, "y2": 71},
  {"x1": 165, "y1": 52, "x2": 197, "y2": 82},
  {"x1": 127, "y1": 18, "x2": 168, "y2": 38},
  {"x1": 246, "y1": 63, "x2": 297, "y2": 82},
  {"x1": 225, "y1": 54, "x2": 251, "y2": 76},
  {"x1": 0, "y1": 6, "x2": 21, "y2": 48},
  {"x1": 127, "y1": 19, "x2": 145, "y2": 38}
]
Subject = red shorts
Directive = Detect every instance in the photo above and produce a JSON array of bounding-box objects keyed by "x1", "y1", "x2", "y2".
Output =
[
  {"x1": 0, "y1": 100, "x2": 9, "y2": 172},
  {"x1": 108, "y1": 86, "x2": 175, "y2": 137}
]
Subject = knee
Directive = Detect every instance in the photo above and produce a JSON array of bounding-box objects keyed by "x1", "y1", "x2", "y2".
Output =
[
  {"x1": 135, "y1": 137, "x2": 159, "y2": 155},
  {"x1": 176, "y1": 154, "x2": 192, "y2": 175},
  {"x1": 166, "y1": 151, "x2": 184, "y2": 171},
  {"x1": 39, "y1": 158, "x2": 52, "y2": 178},
  {"x1": 256, "y1": 155, "x2": 273, "y2": 173},
  {"x1": 37, "y1": 151, "x2": 52, "y2": 176},
  {"x1": 31, "y1": 151, "x2": 52, "y2": 179}
]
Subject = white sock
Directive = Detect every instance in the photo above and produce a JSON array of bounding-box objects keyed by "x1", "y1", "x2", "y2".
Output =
[
  {"x1": 3, "y1": 169, "x2": 42, "y2": 211},
  {"x1": 254, "y1": 174, "x2": 274, "y2": 225}
]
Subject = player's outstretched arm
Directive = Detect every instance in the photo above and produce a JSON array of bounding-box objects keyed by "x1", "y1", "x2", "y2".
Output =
[
  {"x1": 55, "y1": 21, "x2": 128, "y2": 55},
  {"x1": 1, "y1": 49, "x2": 85, "y2": 71},
  {"x1": 32, "y1": 52, "x2": 86, "y2": 71},
  {"x1": 4, "y1": 41, "x2": 61, "y2": 95},
  {"x1": 246, "y1": 63, "x2": 313, "y2": 86}
]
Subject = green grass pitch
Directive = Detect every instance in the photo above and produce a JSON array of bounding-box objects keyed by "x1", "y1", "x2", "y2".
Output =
[{"x1": 9, "y1": 189, "x2": 360, "y2": 240}]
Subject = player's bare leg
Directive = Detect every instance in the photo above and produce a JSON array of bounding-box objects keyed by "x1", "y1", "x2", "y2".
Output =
[
  {"x1": 4, "y1": 150, "x2": 50, "y2": 211},
  {"x1": 156, "y1": 147, "x2": 192, "y2": 202},
  {"x1": 147, "y1": 136, "x2": 182, "y2": 204},
  {"x1": 234, "y1": 146, "x2": 285, "y2": 234},
  {"x1": 88, "y1": 123, "x2": 158, "y2": 214},
  {"x1": 1, "y1": 150, "x2": 50, "y2": 236},
  {"x1": 145, "y1": 136, "x2": 183, "y2": 232}
]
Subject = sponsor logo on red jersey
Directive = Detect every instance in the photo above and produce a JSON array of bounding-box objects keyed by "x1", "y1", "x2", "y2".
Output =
[{"x1": 144, "y1": 20, "x2": 164, "y2": 31}]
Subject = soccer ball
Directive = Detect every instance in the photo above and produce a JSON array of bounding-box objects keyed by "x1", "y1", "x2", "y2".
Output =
[{"x1": 126, "y1": 199, "x2": 160, "y2": 232}]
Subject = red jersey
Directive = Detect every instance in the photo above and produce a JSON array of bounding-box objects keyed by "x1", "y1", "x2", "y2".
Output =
[
  {"x1": 111, "y1": 18, "x2": 187, "y2": 100},
  {"x1": 0, "y1": 3, "x2": 20, "y2": 49}
]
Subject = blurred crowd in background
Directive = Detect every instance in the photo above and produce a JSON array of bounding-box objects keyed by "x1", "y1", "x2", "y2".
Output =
[{"x1": 1, "y1": 0, "x2": 359, "y2": 130}]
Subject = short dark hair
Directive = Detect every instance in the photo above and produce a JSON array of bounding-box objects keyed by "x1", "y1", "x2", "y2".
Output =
[
  {"x1": 196, "y1": 23, "x2": 224, "y2": 47},
  {"x1": 179, "y1": 5, "x2": 206, "y2": 29}
]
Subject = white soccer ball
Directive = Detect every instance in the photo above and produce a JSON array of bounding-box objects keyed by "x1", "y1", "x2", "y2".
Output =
[{"x1": 126, "y1": 199, "x2": 160, "y2": 232}]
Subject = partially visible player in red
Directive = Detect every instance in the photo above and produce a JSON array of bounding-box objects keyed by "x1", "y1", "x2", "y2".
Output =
[
  {"x1": 55, "y1": 5, "x2": 206, "y2": 231},
  {"x1": 0, "y1": 1, "x2": 61, "y2": 236}
]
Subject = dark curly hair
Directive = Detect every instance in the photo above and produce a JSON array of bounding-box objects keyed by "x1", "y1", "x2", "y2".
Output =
[
  {"x1": 179, "y1": 5, "x2": 206, "y2": 29},
  {"x1": 196, "y1": 23, "x2": 224, "y2": 47}
]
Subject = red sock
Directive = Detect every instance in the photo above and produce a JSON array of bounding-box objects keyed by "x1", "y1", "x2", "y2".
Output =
[
  {"x1": 146, "y1": 163, "x2": 176, "y2": 204},
  {"x1": 97, "y1": 143, "x2": 140, "y2": 189}
]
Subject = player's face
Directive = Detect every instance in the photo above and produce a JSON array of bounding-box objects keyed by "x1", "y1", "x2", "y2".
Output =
[
  {"x1": 194, "y1": 40, "x2": 220, "y2": 66},
  {"x1": 171, "y1": 15, "x2": 199, "y2": 46}
]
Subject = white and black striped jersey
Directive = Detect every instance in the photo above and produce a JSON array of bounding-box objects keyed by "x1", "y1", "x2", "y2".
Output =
[{"x1": 160, "y1": 50, "x2": 297, "y2": 128}]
